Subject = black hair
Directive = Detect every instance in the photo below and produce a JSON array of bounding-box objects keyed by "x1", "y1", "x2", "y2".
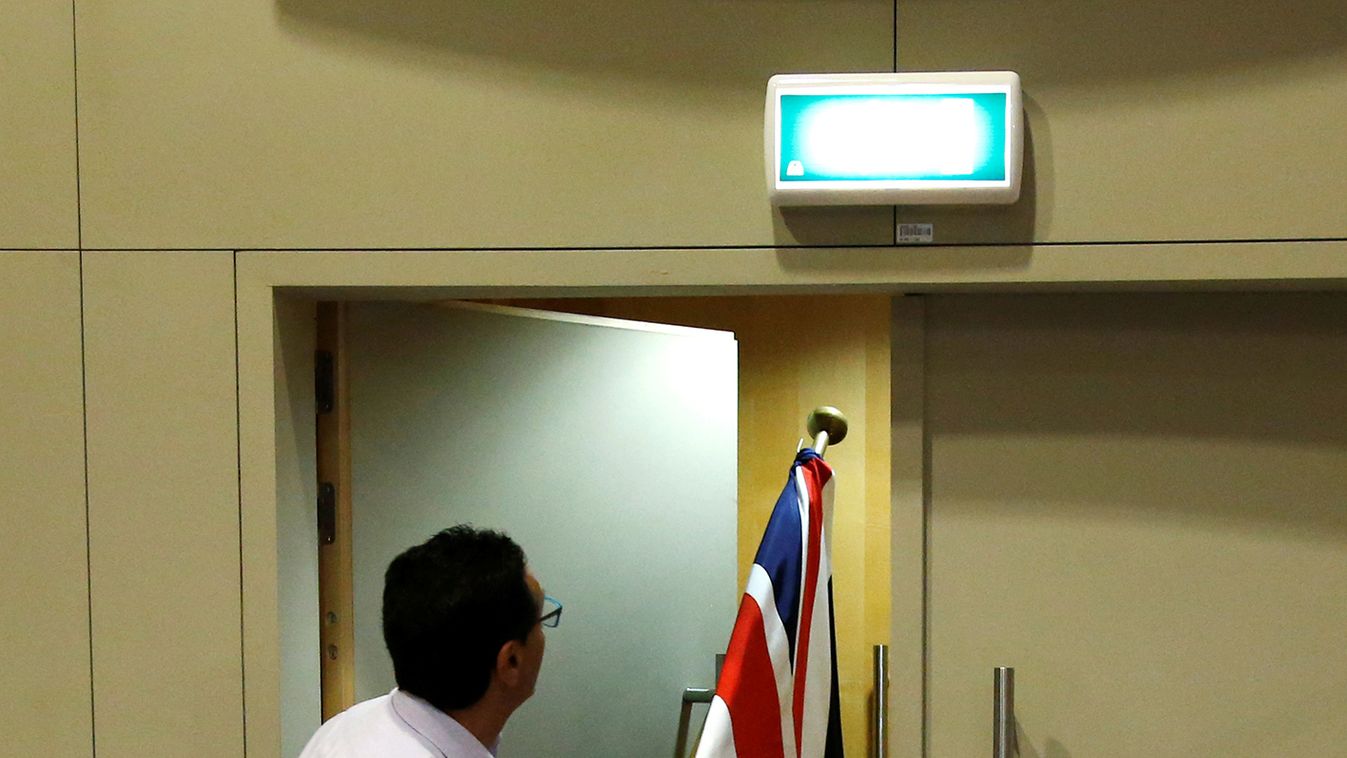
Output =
[{"x1": 381, "y1": 525, "x2": 537, "y2": 711}]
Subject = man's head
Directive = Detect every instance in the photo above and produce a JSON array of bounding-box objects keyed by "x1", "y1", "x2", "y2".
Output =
[{"x1": 382, "y1": 525, "x2": 545, "y2": 713}]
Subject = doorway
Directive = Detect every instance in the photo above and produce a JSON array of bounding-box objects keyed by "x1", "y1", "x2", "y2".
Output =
[{"x1": 273, "y1": 294, "x2": 894, "y2": 757}]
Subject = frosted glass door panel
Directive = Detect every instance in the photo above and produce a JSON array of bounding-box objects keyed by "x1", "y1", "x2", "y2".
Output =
[{"x1": 347, "y1": 301, "x2": 737, "y2": 757}]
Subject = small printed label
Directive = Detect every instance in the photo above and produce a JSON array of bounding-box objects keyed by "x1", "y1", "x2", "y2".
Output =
[{"x1": 897, "y1": 223, "x2": 934, "y2": 244}]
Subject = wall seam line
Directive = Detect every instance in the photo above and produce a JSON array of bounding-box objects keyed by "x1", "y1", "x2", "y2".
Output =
[
  {"x1": 71, "y1": 0, "x2": 82, "y2": 250},
  {"x1": 78, "y1": 251, "x2": 96, "y2": 758},
  {"x1": 234, "y1": 252, "x2": 248, "y2": 757},
  {"x1": 67, "y1": 236, "x2": 1347, "y2": 253},
  {"x1": 892, "y1": 0, "x2": 899, "y2": 247},
  {"x1": 919, "y1": 298, "x2": 930, "y2": 758}
]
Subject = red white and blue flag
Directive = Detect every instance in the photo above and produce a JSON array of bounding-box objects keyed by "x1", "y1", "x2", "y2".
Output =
[{"x1": 696, "y1": 449, "x2": 844, "y2": 758}]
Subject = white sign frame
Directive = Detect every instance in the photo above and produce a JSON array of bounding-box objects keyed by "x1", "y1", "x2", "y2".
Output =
[{"x1": 765, "y1": 71, "x2": 1024, "y2": 206}]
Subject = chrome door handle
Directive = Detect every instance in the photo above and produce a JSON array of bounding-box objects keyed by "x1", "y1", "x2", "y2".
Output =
[
  {"x1": 994, "y1": 667, "x2": 1016, "y2": 758},
  {"x1": 676, "y1": 655, "x2": 724, "y2": 757},
  {"x1": 873, "y1": 644, "x2": 889, "y2": 758}
]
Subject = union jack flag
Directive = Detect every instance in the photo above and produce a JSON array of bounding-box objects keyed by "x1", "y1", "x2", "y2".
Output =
[{"x1": 696, "y1": 449, "x2": 844, "y2": 758}]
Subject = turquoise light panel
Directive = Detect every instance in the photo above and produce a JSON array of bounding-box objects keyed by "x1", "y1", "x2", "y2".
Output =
[{"x1": 778, "y1": 93, "x2": 1008, "y2": 183}]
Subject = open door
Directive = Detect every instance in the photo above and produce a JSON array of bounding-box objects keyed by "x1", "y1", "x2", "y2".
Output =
[{"x1": 330, "y1": 300, "x2": 737, "y2": 757}]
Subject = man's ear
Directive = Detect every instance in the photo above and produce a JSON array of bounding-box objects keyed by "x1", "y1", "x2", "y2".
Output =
[{"x1": 495, "y1": 639, "x2": 523, "y2": 687}]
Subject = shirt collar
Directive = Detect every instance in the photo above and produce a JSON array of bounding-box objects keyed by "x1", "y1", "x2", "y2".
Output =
[{"x1": 389, "y1": 688, "x2": 498, "y2": 757}]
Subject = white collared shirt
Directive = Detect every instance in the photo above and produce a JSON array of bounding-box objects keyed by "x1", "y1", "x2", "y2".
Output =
[{"x1": 298, "y1": 689, "x2": 497, "y2": 758}]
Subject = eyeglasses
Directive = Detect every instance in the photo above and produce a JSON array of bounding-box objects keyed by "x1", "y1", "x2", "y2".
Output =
[{"x1": 539, "y1": 594, "x2": 563, "y2": 628}]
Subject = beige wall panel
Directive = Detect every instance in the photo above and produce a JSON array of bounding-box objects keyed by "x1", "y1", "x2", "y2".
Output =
[
  {"x1": 231, "y1": 248, "x2": 1347, "y2": 757},
  {"x1": 886, "y1": 295, "x2": 923, "y2": 758},
  {"x1": 78, "y1": 1, "x2": 892, "y2": 250},
  {"x1": 0, "y1": 253, "x2": 91, "y2": 757},
  {"x1": 238, "y1": 242, "x2": 1347, "y2": 296},
  {"x1": 237, "y1": 272, "x2": 283, "y2": 758},
  {"x1": 84, "y1": 252, "x2": 243, "y2": 758},
  {"x1": 1, "y1": 3, "x2": 78, "y2": 247},
  {"x1": 897, "y1": 1, "x2": 1347, "y2": 244},
  {"x1": 925, "y1": 293, "x2": 1347, "y2": 756},
  {"x1": 275, "y1": 296, "x2": 321, "y2": 756}
]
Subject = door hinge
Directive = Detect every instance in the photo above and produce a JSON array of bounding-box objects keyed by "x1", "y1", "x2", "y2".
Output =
[
  {"x1": 315, "y1": 350, "x2": 335, "y2": 414},
  {"x1": 317, "y1": 482, "x2": 336, "y2": 545}
]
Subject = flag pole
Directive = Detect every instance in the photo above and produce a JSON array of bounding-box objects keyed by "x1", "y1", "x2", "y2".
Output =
[
  {"x1": 694, "y1": 406, "x2": 849, "y2": 758},
  {"x1": 807, "y1": 405, "x2": 849, "y2": 457}
]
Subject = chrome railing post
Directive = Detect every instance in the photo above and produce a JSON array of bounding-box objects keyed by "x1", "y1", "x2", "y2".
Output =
[{"x1": 872, "y1": 644, "x2": 889, "y2": 758}]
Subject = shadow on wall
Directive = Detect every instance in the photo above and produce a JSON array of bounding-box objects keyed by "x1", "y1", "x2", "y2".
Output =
[
  {"x1": 274, "y1": 0, "x2": 891, "y2": 87},
  {"x1": 900, "y1": 0, "x2": 1347, "y2": 83},
  {"x1": 1013, "y1": 720, "x2": 1072, "y2": 758},
  {"x1": 929, "y1": 293, "x2": 1347, "y2": 446},
  {"x1": 926, "y1": 292, "x2": 1347, "y2": 538}
]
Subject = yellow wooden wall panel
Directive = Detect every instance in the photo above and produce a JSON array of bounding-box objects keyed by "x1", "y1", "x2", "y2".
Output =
[
  {"x1": 0, "y1": 252, "x2": 91, "y2": 757},
  {"x1": 83, "y1": 252, "x2": 243, "y2": 758},
  {"x1": 0, "y1": 2, "x2": 78, "y2": 247},
  {"x1": 77, "y1": 1, "x2": 892, "y2": 250},
  {"x1": 897, "y1": 1, "x2": 1347, "y2": 244}
]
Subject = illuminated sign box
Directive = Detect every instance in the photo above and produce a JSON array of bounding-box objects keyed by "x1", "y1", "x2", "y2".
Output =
[{"x1": 766, "y1": 72, "x2": 1023, "y2": 206}]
